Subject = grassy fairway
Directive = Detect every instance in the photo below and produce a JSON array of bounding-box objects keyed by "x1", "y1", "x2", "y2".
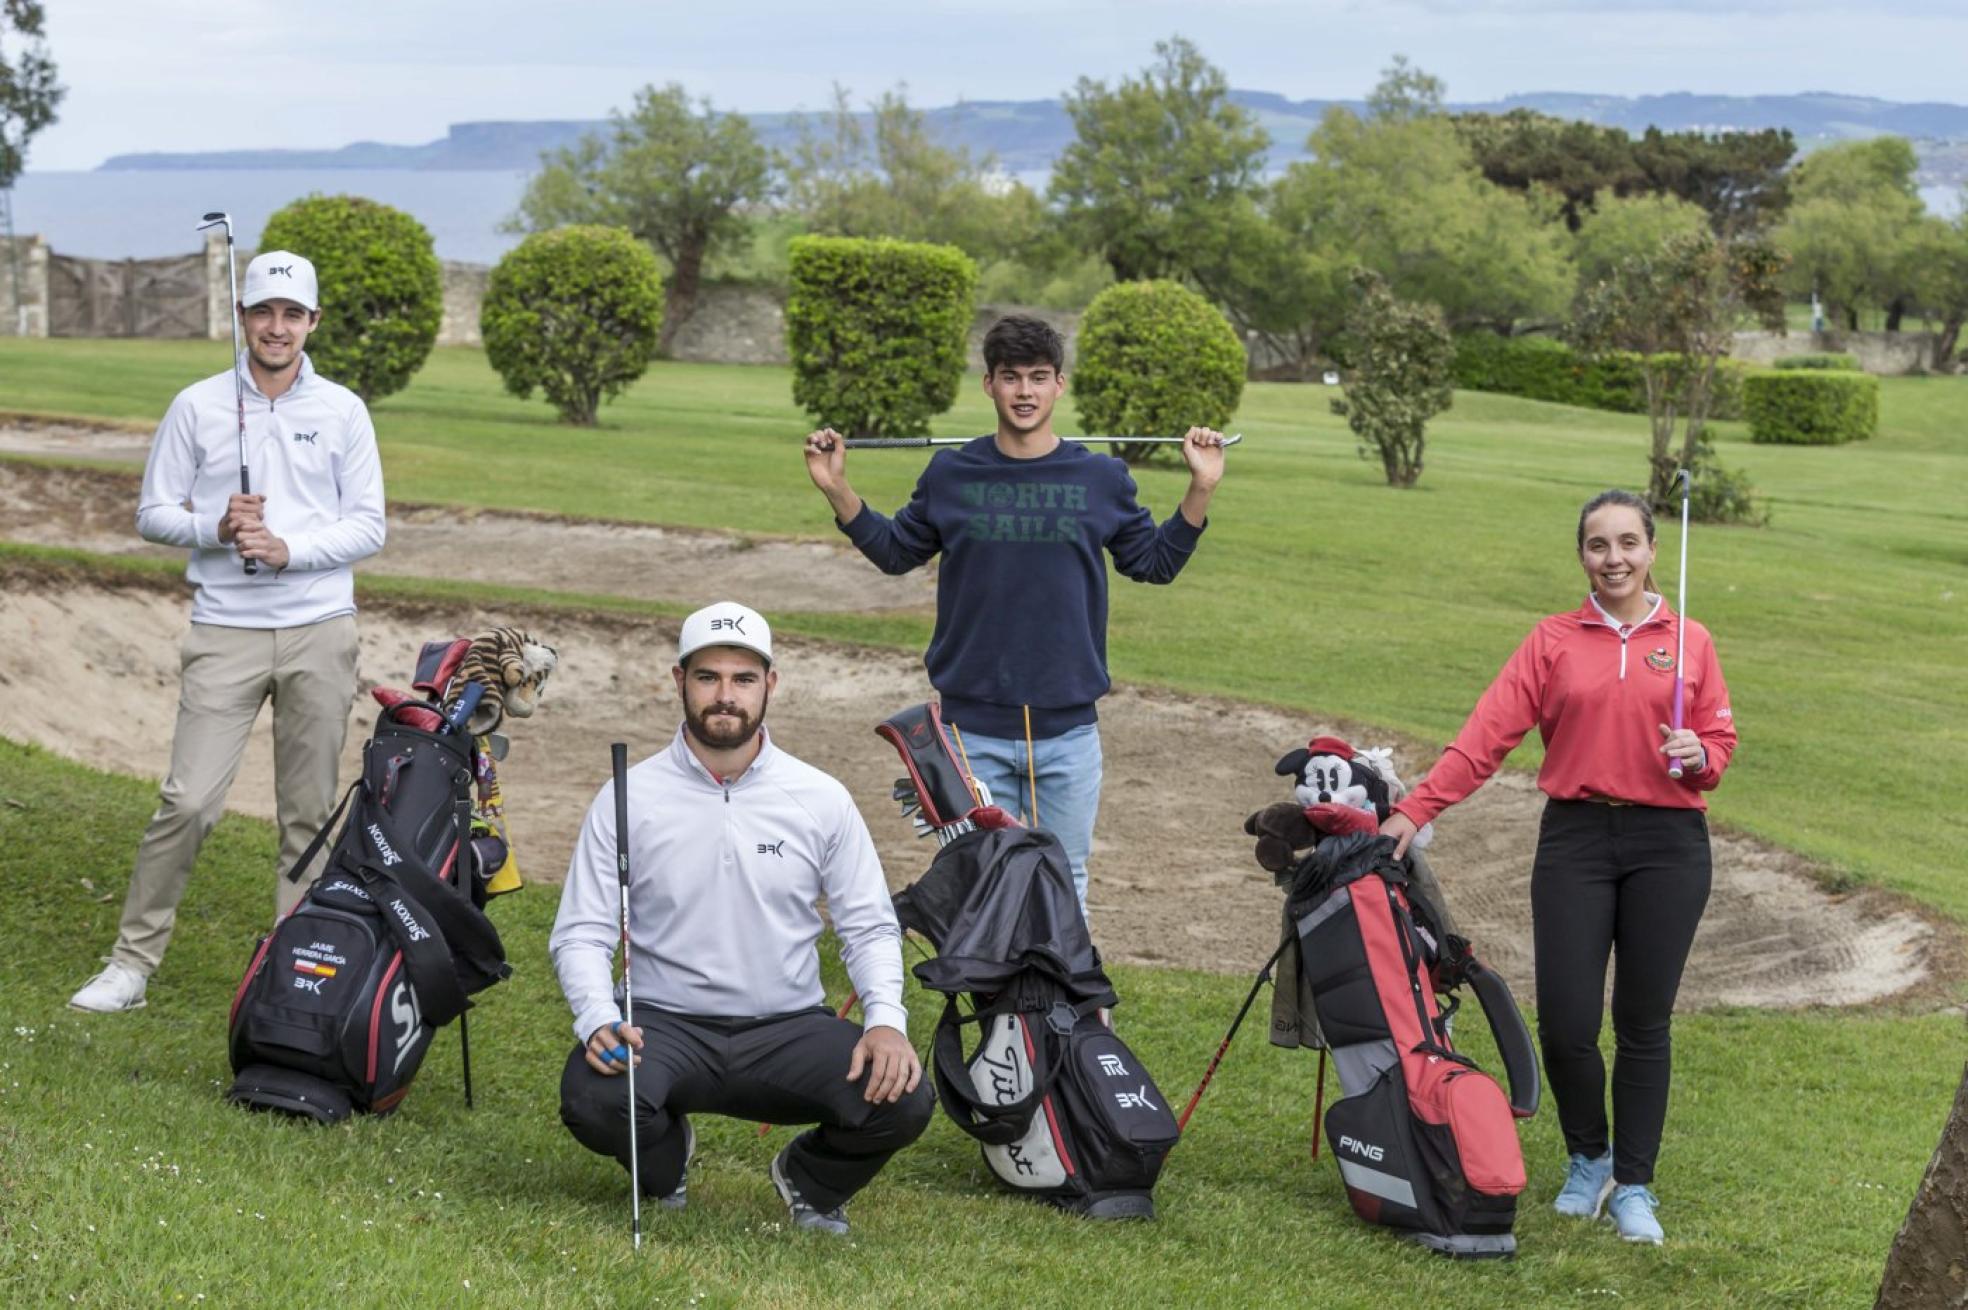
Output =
[
  {"x1": 0, "y1": 740, "x2": 1956, "y2": 1308},
  {"x1": 2, "y1": 339, "x2": 1962, "y2": 920}
]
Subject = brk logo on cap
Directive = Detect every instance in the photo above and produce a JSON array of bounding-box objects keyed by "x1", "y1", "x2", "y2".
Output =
[
  {"x1": 241, "y1": 250, "x2": 319, "y2": 312},
  {"x1": 678, "y1": 601, "x2": 773, "y2": 667}
]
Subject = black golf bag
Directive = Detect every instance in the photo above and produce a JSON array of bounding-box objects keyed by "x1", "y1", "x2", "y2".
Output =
[
  {"x1": 881, "y1": 703, "x2": 1181, "y2": 1219},
  {"x1": 1280, "y1": 832, "x2": 1540, "y2": 1258},
  {"x1": 226, "y1": 640, "x2": 513, "y2": 1123}
]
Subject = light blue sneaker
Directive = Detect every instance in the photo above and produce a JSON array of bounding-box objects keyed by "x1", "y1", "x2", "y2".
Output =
[
  {"x1": 1607, "y1": 1184, "x2": 1664, "y2": 1244},
  {"x1": 1553, "y1": 1151, "x2": 1615, "y2": 1218}
]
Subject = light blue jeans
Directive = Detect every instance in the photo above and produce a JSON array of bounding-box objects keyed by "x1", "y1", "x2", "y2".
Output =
[{"x1": 955, "y1": 723, "x2": 1102, "y2": 909}]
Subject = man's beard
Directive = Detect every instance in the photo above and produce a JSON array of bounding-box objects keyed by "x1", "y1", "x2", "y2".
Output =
[{"x1": 684, "y1": 694, "x2": 766, "y2": 750}]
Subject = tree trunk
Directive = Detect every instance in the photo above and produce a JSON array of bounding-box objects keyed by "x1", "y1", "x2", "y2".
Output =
[
  {"x1": 1876, "y1": 1059, "x2": 1968, "y2": 1309},
  {"x1": 1934, "y1": 314, "x2": 1963, "y2": 373},
  {"x1": 1885, "y1": 296, "x2": 1907, "y2": 334},
  {"x1": 659, "y1": 244, "x2": 705, "y2": 358}
]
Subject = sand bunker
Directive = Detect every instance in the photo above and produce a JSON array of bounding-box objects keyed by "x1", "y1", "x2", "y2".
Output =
[{"x1": 0, "y1": 577, "x2": 1943, "y2": 1010}]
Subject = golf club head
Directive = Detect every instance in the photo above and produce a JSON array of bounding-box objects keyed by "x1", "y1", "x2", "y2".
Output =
[
  {"x1": 1676, "y1": 468, "x2": 1693, "y2": 498},
  {"x1": 198, "y1": 211, "x2": 235, "y2": 240}
]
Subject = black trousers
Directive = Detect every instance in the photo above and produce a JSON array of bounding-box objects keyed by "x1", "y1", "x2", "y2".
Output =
[
  {"x1": 1530, "y1": 800, "x2": 1712, "y2": 1186},
  {"x1": 559, "y1": 1005, "x2": 934, "y2": 1212}
]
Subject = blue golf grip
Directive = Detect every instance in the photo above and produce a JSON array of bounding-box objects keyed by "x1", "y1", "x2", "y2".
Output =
[{"x1": 445, "y1": 680, "x2": 485, "y2": 732}]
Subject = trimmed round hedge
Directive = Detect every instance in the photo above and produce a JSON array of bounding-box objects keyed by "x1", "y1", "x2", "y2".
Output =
[
  {"x1": 1072, "y1": 280, "x2": 1244, "y2": 465},
  {"x1": 257, "y1": 194, "x2": 442, "y2": 402},
  {"x1": 1743, "y1": 370, "x2": 1878, "y2": 445},
  {"x1": 481, "y1": 225, "x2": 665, "y2": 426},
  {"x1": 786, "y1": 236, "x2": 977, "y2": 439}
]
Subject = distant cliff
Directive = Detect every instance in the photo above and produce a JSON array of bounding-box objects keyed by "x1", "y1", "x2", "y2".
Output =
[{"x1": 99, "y1": 90, "x2": 1968, "y2": 179}]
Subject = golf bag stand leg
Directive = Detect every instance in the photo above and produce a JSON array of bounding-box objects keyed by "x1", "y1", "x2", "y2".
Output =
[{"x1": 460, "y1": 1010, "x2": 474, "y2": 1109}]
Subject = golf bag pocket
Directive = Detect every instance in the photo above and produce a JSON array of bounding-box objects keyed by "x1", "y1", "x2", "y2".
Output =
[
  {"x1": 1053, "y1": 1025, "x2": 1180, "y2": 1193},
  {"x1": 226, "y1": 874, "x2": 434, "y2": 1121},
  {"x1": 1325, "y1": 1068, "x2": 1429, "y2": 1231}
]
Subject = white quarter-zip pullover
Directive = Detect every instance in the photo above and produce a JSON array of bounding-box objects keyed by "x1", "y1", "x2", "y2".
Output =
[
  {"x1": 550, "y1": 727, "x2": 909, "y2": 1047},
  {"x1": 136, "y1": 353, "x2": 386, "y2": 628}
]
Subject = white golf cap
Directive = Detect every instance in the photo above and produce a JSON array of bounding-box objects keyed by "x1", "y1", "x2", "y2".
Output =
[
  {"x1": 241, "y1": 250, "x2": 319, "y2": 311},
  {"x1": 677, "y1": 601, "x2": 773, "y2": 668}
]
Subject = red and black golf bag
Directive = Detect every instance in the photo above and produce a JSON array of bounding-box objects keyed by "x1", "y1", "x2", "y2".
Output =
[
  {"x1": 1281, "y1": 832, "x2": 1540, "y2": 1258},
  {"x1": 880, "y1": 703, "x2": 1181, "y2": 1220},
  {"x1": 225, "y1": 639, "x2": 513, "y2": 1123}
]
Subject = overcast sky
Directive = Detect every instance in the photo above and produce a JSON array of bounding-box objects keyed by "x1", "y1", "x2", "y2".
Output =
[{"x1": 23, "y1": 0, "x2": 1968, "y2": 170}]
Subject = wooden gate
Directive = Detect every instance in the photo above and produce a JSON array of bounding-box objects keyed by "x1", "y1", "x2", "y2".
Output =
[{"x1": 47, "y1": 252, "x2": 208, "y2": 338}]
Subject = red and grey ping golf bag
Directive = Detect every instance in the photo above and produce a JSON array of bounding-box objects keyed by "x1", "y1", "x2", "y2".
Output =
[
  {"x1": 881, "y1": 703, "x2": 1181, "y2": 1220},
  {"x1": 225, "y1": 639, "x2": 513, "y2": 1122},
  {"x1": 1282, "y1": 831, "x2": 1540, "y2": 1258}
]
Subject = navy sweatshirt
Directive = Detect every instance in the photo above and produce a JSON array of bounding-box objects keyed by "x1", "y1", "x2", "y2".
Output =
[{"x1": 840, "y1": 436, "x2": 1205, "y2": 738}]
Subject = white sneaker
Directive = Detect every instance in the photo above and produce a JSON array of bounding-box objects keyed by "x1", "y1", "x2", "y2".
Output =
[{"x1": 68, "y1": 962, "x2": 148, "y2": 1013}]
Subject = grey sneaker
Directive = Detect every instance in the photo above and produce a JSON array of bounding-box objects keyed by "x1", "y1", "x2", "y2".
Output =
[
  {"x1": 770, "y1": 1145, "x2": 849, "y2": 1236},
  {"x1": 654, "y1": 1118, "x2": 695, "y2": 1211},
  {"x1": 68, "y1": 961, "x2": 148, "y2": 1013},
  {"x1": 1607, "y1": 1183, "x2": 1664, "y2": 1245},
  {"x1": 1553, "y1": 1151, "x2": 1615, "y2": 1218}
]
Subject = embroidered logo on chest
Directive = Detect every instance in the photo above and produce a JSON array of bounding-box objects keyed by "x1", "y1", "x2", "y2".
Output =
[{"x1": 1645, "y1": 647, "x2": 1675, "y2": 672}]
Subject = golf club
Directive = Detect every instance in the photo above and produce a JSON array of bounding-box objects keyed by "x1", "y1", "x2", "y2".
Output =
[
  {"x1": 841, "y1": 433, "x2": 1243, "y2": 450},
  {"x1": 196, "y1": 210, "x2": 254, "y2": 576},
  {"x1": 1668, "y1": 468, "x2": 1693, "y2": 779},
  {"x1": 610, "y1": 742, "x2": 641, "y2": 1250}
]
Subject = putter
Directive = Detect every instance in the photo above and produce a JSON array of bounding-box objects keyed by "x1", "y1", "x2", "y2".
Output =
[
  {"x1": 842, "y1": 433, "x2": 1243, "y2": 450},
  {"x1": 1668, "y1": 469, "x2": 1693, "y2": 779},
  {"x1": 610, "y1": 742, "x2": 641, "y2": 1250},
  {"x1": 197, "y1": 211, "x2": 254, "y2": 576}
]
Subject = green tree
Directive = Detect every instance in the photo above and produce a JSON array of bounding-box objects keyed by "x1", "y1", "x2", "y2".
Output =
[
  {"x1": 1365, "y1": 54, "x2": 1444, "y2": 121},
  {"x1": 1904, "y1": 209, "x2": 1968, "y2": 369},
  {"x1": 1452, "y1": 109, "x2": 1643, "y2": 230},
  {"x1": 1572, "y1": 229, "x2": 1782, "y2": 516},
  {"x1": 480, "y1": 225, "x2": 665, "y2": 426},
  {"x1": 1632, "y1": 127, "x2": 1795, "y2": 234},
  {"x1": 1776, "y1": 137, "x2": 1925, "y2": 331},
  {"x1": 510, "y1": 84, "x2": 772, "y2": 354},
  {"x1": 1072, "y1": 279, "x2": 1245, "y2": 466},
  {"x1": 1329, "y1": 270, "x2": 1454, "y2": 488},
  {"x1": 784, "y1": 84, "x2": 1044, "y2": 266},
  {"x1": 258, "y1": 195, "x2": 442, "y2": 403},
  {"x1": 1573, "y1": 193, "x2": 1710, "y2": 292},
  {"x1": 0, "y1": 0, "x2": 60, "y2": 189},
  {"x1": 1050, "y1": 36, "x2": 1269, "y2": 282},
  {"x1": 785, "y1": 236, "x2": 976, "y2": 438}
]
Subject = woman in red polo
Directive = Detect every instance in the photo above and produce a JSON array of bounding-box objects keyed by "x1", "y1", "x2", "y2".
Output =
[{"x1": 1380, "y1": 489, "x2": 1736, "y2": 1246}]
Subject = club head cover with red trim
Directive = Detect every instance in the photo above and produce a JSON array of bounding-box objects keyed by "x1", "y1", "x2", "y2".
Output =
[
  {"x1": 1306, "y1": 802, "x2": 1380, "y2": 839},
  {"x1": 966, "y1": 805, "x2": 1020, "y2": 830}
]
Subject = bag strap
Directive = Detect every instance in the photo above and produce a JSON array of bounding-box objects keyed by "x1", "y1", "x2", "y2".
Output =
[
  {"x1": 930, "y1": 994, "x2": 1085, "y2": 1147},
  {"x1": 347, "y1": 861, "x2": 472, "y2": 1027},
  {"x1": 1459, "y1": 952, "x2": 1543, "y2": 1119},
  {"x1": 284, "y1": 780, "x2": 362, "y2": 884}
]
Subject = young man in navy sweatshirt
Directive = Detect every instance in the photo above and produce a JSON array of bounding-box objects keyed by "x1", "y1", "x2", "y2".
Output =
[{"x1": 803, "y1": 314, "x2": 1227, "y2": 909}]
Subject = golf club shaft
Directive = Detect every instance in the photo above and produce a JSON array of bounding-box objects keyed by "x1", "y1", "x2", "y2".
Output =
[
  {"x1": 1669, "y1": 470, "x2": 1692, "y2": 778},
  {"x1": 842, "y1": 433, "x2": 1243, "y2": 450},
  {"x1": 1177, "y1": 939, "x2": 1287, "y2": 1133},
  {"x1": 201, "y1": 212, "x2": 256, "y2": 575},
  {"x1": 611, "y1": 742, "x2": 641, "y2": 1249}
]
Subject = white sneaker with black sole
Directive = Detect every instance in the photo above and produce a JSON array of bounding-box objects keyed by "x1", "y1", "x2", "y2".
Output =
[
  {"x1": 770, "y1": 1145, "x2": 849, "y2": 1236},
  {"x1": 68, "y1": 961, "x2": 148, "y2": 1013}
]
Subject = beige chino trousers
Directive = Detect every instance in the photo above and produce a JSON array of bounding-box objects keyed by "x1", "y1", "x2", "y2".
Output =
[{"x1": 110, "y1": 614, "x2": 360, "y2": 975}]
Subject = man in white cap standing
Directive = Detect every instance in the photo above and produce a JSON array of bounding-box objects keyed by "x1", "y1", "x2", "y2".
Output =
[
  {"x1": 551, "y1": 602, "x2": 930, "y2": 1236},
  {"x1": 69, "y1": 250, "x2": 387, "y2": 1013}
]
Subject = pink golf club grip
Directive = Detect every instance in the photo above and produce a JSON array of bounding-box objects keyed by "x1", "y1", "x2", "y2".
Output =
[{"x1": 1667, "y1": 678, "x2": 1687, "y2": 778}]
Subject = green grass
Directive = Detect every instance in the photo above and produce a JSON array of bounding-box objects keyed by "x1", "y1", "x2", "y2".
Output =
[
  {"x1": 2, "y1": 339, "x2": 1963, "y2": 921},
  {"x1": 2, "y1": 740, "x2": 1957, "y2": 1308}
]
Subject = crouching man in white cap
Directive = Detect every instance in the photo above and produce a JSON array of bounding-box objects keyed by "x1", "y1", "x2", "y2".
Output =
[
  {"x1": 70, "y1": 250, "x2": 385, "y2": 1013},
  {"x1": 551, "y1": 602, "x2": 930, "y2": 1236}
]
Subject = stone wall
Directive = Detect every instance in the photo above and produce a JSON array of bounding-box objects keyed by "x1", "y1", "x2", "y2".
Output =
[
  {"x1": 0, "y1": 235, "x2": 50, "y2": 337},
  {"x1": 1729, "y1": 330, "x2": 1943, "y2": 375},
  {"x1": 665, "y1": 283, "x2": 787, "y2": 364},
  {"x1": 439, "y1": 261, "x2": 488, "y2": 347}
]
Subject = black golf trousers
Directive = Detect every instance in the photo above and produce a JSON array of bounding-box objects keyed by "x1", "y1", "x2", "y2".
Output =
[
  {"x1": 1530, "y1": 799, "x2": 1712, "y2": 1187},
  {"x1": 559, "y1": 1005, "x2": 933, "y2": 1212}
]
